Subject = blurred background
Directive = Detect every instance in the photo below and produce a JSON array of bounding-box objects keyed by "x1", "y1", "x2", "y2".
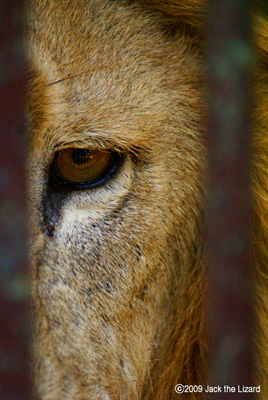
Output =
[{"x1": 0, "y1": 1, "x2": 30, "y2": 399}]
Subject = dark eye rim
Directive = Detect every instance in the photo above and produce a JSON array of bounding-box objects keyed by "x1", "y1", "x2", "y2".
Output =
[{"x1": 49, "y1": 150, "x2": 122, "y2": 190}]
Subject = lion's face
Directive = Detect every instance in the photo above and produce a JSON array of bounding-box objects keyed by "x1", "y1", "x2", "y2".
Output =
[{"x1": 27, "y1": 0, "x2": 206, "y2": 398}]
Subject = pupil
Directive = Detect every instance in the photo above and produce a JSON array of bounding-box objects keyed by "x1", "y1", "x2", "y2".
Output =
[{"x1": 72, "y1": 149, "x2": 91, "y2": 165}]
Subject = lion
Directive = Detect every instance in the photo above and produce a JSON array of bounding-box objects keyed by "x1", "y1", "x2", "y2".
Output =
[{"x1": 26, "y1": 0, "x2": 268, "y2": 399}]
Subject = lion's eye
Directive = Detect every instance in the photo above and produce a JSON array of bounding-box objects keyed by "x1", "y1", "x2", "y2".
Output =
[{"x1": 50, "y1": 148, "x2": 119, "y2": 189}]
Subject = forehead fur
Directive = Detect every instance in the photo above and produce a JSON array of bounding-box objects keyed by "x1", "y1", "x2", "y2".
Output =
[{"x1": 27, "y1": 0, "x2": 204, "y2": 153}]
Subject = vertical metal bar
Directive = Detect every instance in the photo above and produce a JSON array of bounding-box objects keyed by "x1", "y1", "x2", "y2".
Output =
[
  {"x1": 207, "y1": 0, "x2": 254, "y2": 398},
  {"x1": 0, "y1": 1, "x2": 30, "y2": 399}
]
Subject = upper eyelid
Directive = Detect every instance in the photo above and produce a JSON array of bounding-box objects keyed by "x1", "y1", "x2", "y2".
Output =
[
  {"x1": 50, "y1": 138, "x2": 150, "y2": 166},
  {"x1": 53, "y1": 140, "x2": 121, "y2": 153},
  {"x1": 52, "y1": 141, "x2": 137, "y2": 160},
  {"x1": 40, "y1": 124, "x2": 151, "y2": 163}
]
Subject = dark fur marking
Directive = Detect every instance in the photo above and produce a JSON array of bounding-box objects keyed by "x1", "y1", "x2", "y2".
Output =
[
  {"x1": 41, "y1": 186, "x2": 68, "y2": 237},
  {"x1": 138, "y1": 284, "x2": 148, "y2": 300},
  {"x1": 104, "y1": 280, "x2": 113, "y2": 293}
]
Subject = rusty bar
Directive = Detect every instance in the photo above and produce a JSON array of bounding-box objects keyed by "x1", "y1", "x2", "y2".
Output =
[
  {"x1": 0, "y1": 1, "x2": 30, "y2": 399},
  {"x1": 207, "y1": 0, "x2": 254, "y2": 399}
]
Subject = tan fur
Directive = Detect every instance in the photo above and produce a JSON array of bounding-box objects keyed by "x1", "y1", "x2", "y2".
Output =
[
  {"x1": 26, "y1": 1, "x2": 268, "y2": 399},
  {"x1": 252, "y1": 14, "x2": 268, "y2": 398}
]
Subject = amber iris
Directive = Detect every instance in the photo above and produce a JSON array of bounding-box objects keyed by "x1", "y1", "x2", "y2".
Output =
[{"x1": 53, "y1": 148, "x2": 113, "y2": 184}]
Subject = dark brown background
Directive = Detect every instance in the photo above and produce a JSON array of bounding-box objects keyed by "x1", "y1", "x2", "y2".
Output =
[{"x1": 0, "y1": 1, "x2": 30, "y2": 399}]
